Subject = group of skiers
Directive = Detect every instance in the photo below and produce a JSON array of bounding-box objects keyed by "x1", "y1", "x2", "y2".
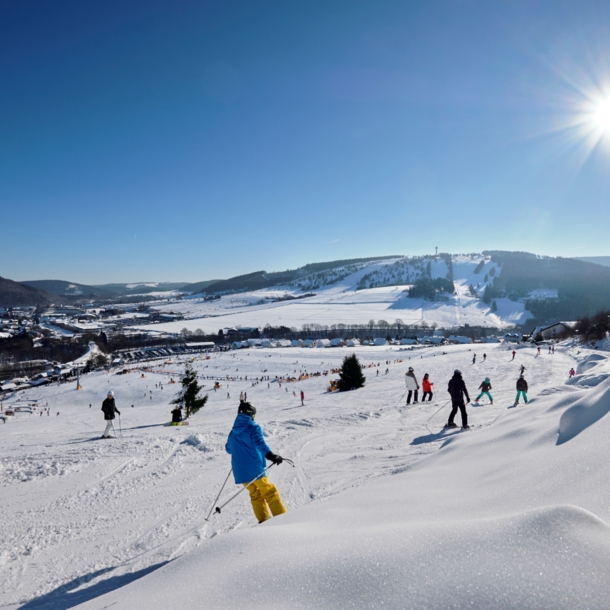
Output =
[
  {"x1": 98, "y1": 353, "x2": 541, "y2": 524},
  {"x1": 403, "y1": 367, "x2": 530, "y2": 430}
]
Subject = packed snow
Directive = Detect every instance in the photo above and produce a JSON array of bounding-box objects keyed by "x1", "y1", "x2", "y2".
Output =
[{"x1": 3, "y1": 342, "x2": 610, "y2": 609}]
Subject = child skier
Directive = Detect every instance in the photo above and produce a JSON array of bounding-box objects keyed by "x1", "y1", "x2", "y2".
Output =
[
  {"x1": 225, "y1": 402, "x2": 287, "y2": 523},
  {"x1": 405, "y1": 367, "x2": 420, "y2": 404},
  {"x1": 421, "y1": 373, "x2": 433, "y2": 402},
  {"x1": 445, "y1": 369, "x2": 470, "y2": 430},
  {"x1": 475, "y1": 377, "x2": 493, "y2": 404},
  {"x1": 515, "y1": 375, "x2": 528, "y2": 405}
]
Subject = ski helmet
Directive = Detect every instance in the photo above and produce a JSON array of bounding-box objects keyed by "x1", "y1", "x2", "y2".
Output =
[
  {"x1": 485, "y1": 377, "x2": 490, "y2": 382},
  {"x1": 107, "y1": 390, "x2": 114, "y2": 396},
  {"x1": 454, "y1": 369, "x2": 462, "y2": 375},
  {"x1": 238, "y1": 402, "x2": 256, "y2": 418},
  {"x1": 408, "y1": 367, "x2": 414, "y2": 372}
]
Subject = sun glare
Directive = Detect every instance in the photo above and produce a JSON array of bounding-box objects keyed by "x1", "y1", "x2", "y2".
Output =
[{"x1": 592, "y1": 97, "x2": 610, "y2": 133}]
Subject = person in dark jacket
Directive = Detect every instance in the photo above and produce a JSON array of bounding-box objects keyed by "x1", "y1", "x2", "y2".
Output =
[
  {"x1": 101, "y1": 391, "x2": 120, "y2": 438},
  {"x1": 445, "y1": 369, "x2": 470, "y2": 429},
  {"x1": 225, "y1": 402, "x2": 286, "y2": 523},
  {"x1": 515, "y1": 375, "x2": 528, "y2": 405},
  {"x1": 475, "y1": 378, "x2": 493, "y2": 404},
  {"x1": 171, "y1": 406, "x2": 183, "y2": 426}
]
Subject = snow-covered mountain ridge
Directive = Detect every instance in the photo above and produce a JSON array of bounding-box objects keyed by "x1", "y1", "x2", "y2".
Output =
[{"x1": 144, "y1": 254, "x2": 526, "y2": 332}]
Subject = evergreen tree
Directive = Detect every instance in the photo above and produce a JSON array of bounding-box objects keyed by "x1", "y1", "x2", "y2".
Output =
[
  {"x1": 491, "y1": 300, "x2": 498, "y2": 312},
  {"x1": 172, "y1": 364, "x2": 208, "y2": 419},
  {"x1": 338, "y1": 353, "x2": 366, "y2": 391}
]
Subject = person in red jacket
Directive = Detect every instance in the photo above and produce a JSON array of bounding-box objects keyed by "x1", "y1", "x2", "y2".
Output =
[{"x1": 421, "y1": 373, "x2": 433, "y2": 402}]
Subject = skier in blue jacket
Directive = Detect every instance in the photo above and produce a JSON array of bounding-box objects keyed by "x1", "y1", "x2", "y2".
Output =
[{"x1": 225, "y1": 402, "x2": 286, "y2": 523}]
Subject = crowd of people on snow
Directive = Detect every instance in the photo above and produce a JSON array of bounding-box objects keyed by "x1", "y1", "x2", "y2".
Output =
[{"x1": 95, "y1": 344, "x2": 574, "y2": 523}]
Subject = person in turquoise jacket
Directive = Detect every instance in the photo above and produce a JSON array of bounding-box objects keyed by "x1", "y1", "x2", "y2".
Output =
[{"x1": 225, "y1": 402, "x2": 286, "y2": 523}]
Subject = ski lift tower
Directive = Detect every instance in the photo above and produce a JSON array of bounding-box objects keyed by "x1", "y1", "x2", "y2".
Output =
[
  {"x1": 76, "y1": 368, "x2": 82, "y2": 390},
  {"x1": 435, "y1": 246, "x2": 438, "y2": 257}
]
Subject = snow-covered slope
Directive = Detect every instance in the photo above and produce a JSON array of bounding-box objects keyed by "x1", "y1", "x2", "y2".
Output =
[
  {"x1": 140, "y1": 255, "x2": 530, "y2": 333},
  {"x1": 75, "y1": 348, "x2": 610, "y2": 610},
  {"x1": 4, "y1": 342, "x2": 610, "y2": 608}
]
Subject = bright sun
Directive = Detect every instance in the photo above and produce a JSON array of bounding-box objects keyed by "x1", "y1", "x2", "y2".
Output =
[{"x1": 592, "y1": 98, "x2": 610, "y2": 133}]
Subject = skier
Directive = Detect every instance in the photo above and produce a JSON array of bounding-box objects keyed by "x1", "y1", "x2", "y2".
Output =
[
  {"x1": 472, "y1": 353, "x2": 476, "y2": 365},
  {"x1": 445, "y1": 369, "x2": 470, "y2": 430},
  {"x1": 475, "y1": 377, "x2": 493, "y2": 404},
  {"x1": 515, "y1": 374, "x2": 528, "y2": 405},
  {"x1": 239, "y1": 391, "x2": 245, "y2": 403},
  {"x1": 300, "y1": 390, "x2": 305, "y2": 406},
  {"x1": 225, "y1": 402, "x2": 287, "y2": 524},
  {"x1": 520, "y1": 364, "x2": 526, "y2": 375},
  {"x1": 171, "y1": 405, "x2": 183, "y2": 426},
  {"x1": 421, "y1": 373, "x2": 434, "y2": 402},
  {"x1": 101, "y1": 391, "x2": 120, "y2": 438},
  {"x1": 483, "y1": 353, "x2": 487, "y2": 361},
  {"x1": 569, "y1": 367, "x2": 576, "y2": 378},
  {"x1": 405, "y1": 367, "x2": 420, "y2": 404}
]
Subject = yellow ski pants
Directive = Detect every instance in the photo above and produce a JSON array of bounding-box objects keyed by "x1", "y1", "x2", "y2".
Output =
[{"x1": 244, "y1": 476, "x2": 286, "y2": 523}]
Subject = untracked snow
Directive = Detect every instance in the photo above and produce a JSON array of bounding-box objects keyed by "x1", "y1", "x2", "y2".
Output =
[{"x1": 2, "y1": 343, "x2": 610, "y2": 608}]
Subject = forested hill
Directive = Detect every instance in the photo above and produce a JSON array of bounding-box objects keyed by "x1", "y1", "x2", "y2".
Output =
[
  {"x1": 0, "y1": 277, "x2": 57, "y2": 308},
  {"x1": 483, "y1": 251, "x2": 610, "y2": 324}
]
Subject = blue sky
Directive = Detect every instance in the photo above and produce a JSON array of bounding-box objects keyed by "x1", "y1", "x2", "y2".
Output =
[{"x1": 2, "y1": 0, "x2": 610, "y2": 284}]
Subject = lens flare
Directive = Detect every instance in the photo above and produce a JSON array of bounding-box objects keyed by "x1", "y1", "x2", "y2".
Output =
[{"x1": 591, "y1": 97, "x2": 610, "y2": 134}]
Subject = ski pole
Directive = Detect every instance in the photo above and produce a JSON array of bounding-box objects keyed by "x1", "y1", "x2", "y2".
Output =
[
  {"x1": 424, "y1": 400, "x2": 450, "y2": 434},
  {"x1": 212, "y1": 459, "x2": 294, "y2": 517},
  {"x1": 118, "y1": 414, "x2": 123, "y2": 439},
  {"x1": 205, "y1": 469, "x2": 233, "y2": 521},
  {"x1": 394, "y1": 390, "x2": 407, "y2": 409},
  {"x1": 213, "y1": 464, "x2": 276, "y2": 517}
]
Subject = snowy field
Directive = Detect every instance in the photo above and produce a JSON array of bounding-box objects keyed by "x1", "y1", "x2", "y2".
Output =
[
  {"x1": 137, "y1": 256, "x2": 531, "y2": 334},
  {"x1": 3, "y1": 342, "x2": 610, "y2": 608}
]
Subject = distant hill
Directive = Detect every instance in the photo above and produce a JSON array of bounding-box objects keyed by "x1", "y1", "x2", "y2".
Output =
[
  {"x1": 483, "y1": 251, "x2": 610, "y2": 325},
  {"x1": 0, "y1": 277, "x2": 57, "y2": 308},
  {"x1": 180, "y1": 280, "x2": 222, "y2": 294},
  {"x1": 200, "y1": 256, "x2": 400, "y2": 295},
  {"x1": 91, "y1": 282, "x2": 189, "y2": 296},
  {"x1": 22, "y1": 280, "x2": 117, "y2": 298},
  {"x1": 574, "y1": 256, "x2": 610, "y2": 268}
]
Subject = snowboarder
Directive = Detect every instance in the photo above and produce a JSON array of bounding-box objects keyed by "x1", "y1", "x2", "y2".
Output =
[
  {"x1": 515, "y1": 375, "x2": 528, "y2": 405},
  {"x1": 569, "y1": 368, "x2": 575, "y2": 378},
  {"x1": 300, "y1": 390, "x2": 305, "y2": 406},
  {"x1": 101, "y1": 391, "x2": 120, "y2": 438},
  {"x1": 405, "y1": 367, "x2": 420, "y2": 404},
  {"x1": 171, "y1": 405, "x2": 183, "y2": 426},
  {"x1": 225, "y1": 402, "x2": 287, "y2": 524},
  {"x1": 421, "y1": 373, "x2": 433, "y2": 402},
  {"x1": 475, "y1": 378, "x2": 493, "y2": 404},
  {"x1": 445, "y1": 369, "x2": 470, "y2": 429}
]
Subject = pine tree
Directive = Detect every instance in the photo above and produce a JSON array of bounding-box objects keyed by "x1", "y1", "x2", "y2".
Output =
[
  {"x1": 338, "y1": 353, "x2": 366, "y2": 391},
  {"x1": 172, "y1": 364, "x2": 208, "y2": 419},
  {"x1": 491, "y1": 300, "x2": 498, "y2": 312}
]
